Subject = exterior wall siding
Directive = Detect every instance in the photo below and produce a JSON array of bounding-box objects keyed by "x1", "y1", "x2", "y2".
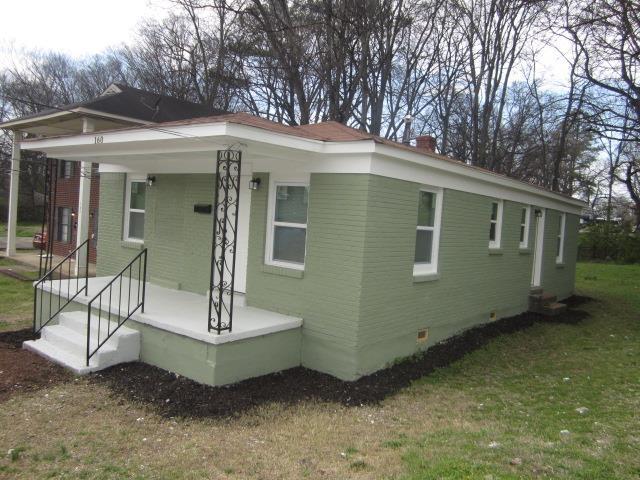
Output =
[
  {"x1": 246, "y1": 173, "x2": 368, "y2": 380},
  {"x1": 97, "y1": 173, "x2": 215, "y2": 294},
  {"x1": 96, "y1": 171, "x2": 579, "y2": 383},
  {"x1": 540, "y1": 209, "x2": 579, "y2": 300},
  {"x1": 355, "y1": 176, "x2": 537, "y2": 376}
]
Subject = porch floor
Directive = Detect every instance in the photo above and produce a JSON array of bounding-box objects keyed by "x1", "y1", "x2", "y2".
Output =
[{"x1": 39, "y1": 276, "x2": 302, "y2": 345}]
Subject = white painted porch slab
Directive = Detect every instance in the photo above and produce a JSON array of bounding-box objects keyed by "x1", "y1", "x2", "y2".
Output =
[{"x1": 37, "y1": 277, "x2": 302, "y2": 345}]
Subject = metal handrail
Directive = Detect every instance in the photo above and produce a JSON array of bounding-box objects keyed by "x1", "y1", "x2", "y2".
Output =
[
  {"x1": 86, "y1": 248, "x2": 147, "y2": 366},
  {"x1": 33, "y1": 238, "x2": 90, "y2": 334}
]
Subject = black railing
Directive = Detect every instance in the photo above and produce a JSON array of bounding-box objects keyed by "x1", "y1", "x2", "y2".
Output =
[
  {"x1": 86, "y1": 249, "x2": 147, "y2": 366},
  {"x1": 33, "y1": 238, "x2": 90, "y2": 335}
]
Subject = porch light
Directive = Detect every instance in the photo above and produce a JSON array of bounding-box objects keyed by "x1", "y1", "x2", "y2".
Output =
[
  {"x1": 146, "y1": 175, "x2": 156, "y2": 187},
  {"x1": 249, "y1": 177, "x2": 261, "y2": 190}
]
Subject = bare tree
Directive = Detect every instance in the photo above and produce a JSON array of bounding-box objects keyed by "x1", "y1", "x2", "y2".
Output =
[{"x1": 564, "y1": 0, "x2": 640, "y2": 142}]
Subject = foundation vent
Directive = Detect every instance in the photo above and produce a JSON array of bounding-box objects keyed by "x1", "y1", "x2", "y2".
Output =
[
  {"x1": 489, "y1": 311, "x2": 497, "y2": 321},
  {"x1": 417, "y1": 328, "x2": 429, "y2": 344}
]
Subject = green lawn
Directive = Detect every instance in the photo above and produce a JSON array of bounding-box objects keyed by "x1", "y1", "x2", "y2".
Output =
[
  {"x1": 0, "y1": 262, "x2": 638, "y2": 479},
  {"x1": 0, "y1": 221, "x2": 41, "y2": 238},
  {"x1": 0, "y1": 258, "x2": 38, "y2": 332}
]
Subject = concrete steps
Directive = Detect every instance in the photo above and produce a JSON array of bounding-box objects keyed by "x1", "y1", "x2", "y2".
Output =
[
  {"x1": 23, "y1": 311, "x2": 140, "y2": 374},
  {"x1": 529, "y1": 290, "x2": 567, "y2": 316}
]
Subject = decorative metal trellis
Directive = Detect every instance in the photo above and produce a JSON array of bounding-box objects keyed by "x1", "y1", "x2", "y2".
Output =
[{"x1": 208, "y1": 150, "x2": 242, "y2": 333}]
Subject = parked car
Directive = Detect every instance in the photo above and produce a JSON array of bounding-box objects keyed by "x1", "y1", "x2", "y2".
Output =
[{"x1": 33, "y1": 231, "x2": 47, "y2": 250}]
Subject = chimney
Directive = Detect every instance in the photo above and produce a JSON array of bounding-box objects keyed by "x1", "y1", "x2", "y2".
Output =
[
  {"x1": 401, "y1": 114, "x2": 413, "y2": 145},
  {"x1": 416, "y1": 135, "x2": 437, "y2": 153}
]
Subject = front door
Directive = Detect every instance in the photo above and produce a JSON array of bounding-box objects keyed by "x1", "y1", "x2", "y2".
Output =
[
  {"x1": 531, "y1": 208, "x2": 545, "y2": 287},
  {"x1": 233, "y1": 175, "x2": 252, "y2": 293}
]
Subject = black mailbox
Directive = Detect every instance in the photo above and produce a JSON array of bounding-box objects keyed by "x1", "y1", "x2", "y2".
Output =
[{"x1": 194, "y1": 204, "x2": 212, "y2": 214}]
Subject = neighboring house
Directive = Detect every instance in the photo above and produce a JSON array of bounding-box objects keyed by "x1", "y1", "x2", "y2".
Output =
[
  {"x1": 16, "y1": 112, "x2": 583, "y2": 386},
  {"x1": 1, "y1": 83, "x2": 222, "y2": 261}
]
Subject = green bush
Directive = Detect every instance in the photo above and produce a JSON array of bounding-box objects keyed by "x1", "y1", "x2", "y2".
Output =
[{"x1": 578, "y1": 222, "x2": 640, "y2": 263}]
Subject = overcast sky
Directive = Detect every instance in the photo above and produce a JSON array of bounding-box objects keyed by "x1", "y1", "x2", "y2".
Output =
[{"x1": 0, "y1": 0, "x2": 167, "y2": 69}]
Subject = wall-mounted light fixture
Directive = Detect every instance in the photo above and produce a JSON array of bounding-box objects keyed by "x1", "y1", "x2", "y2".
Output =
[
  {"x1": 146, "y1": 175, "x2": 156, "y2": 187},
  {"x1": 249, "y1": 177, "x2": 261, "y2": 190},
  {"x1": 534, "y1": 208, "x2": 542, "y2": 217}
]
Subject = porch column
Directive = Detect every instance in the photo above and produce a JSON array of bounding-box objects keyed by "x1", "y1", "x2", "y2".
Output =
[
  {"x1": 5, "y1": 131, "x2": 21, "y2": 257},
  {"x1": 74, "y1": 118, "x2": 94, "y2": 276}
]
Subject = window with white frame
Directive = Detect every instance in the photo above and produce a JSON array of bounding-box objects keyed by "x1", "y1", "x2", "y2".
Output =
[
  {"x1": 124, "y1": 175, "x2": 146, "y2": 242},
  {"x1": 56, "y1": 207, "x2": 72, "y2": 243},
  {"x1": 489, "y1": 200, "x2": 503, "y2": 249},
  {"x1": 414, "y1": 188, "x2": 442, "y2": 275},
  {"x1": 265, "y1": 182, "x2": 309, "y2": 269},
  {"x1": 58, "y1": 160, "x2": 74, "y2": 179},
  {"x1": 556, "y1": 213, "x2": 566, "y2": 263},
  {"x1": 519, "y1": 206, "x2": 530, "y2": 249}
]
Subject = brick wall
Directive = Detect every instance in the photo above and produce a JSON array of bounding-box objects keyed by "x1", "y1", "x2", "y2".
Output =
[{"x1": 50, "y1": 161, "x2": 100, "y2": 263}]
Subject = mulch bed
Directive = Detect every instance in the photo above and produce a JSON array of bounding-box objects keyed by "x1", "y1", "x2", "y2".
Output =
[
  {"x1": 0, "y1": 329, "x2": 71, "y2": 403},
  {"x1": 91, "y1": 295, "x2": 593, "y2": 419}
]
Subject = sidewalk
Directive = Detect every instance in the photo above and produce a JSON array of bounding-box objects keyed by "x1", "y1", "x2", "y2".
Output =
[{"x1": 0, "y1": 236, "x2": 35, "y2": 251}]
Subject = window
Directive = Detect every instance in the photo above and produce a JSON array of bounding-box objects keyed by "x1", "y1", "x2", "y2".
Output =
[
  {"x1": 556, "y1": 213, "x2": 566, "y2": 263},
  {"x1": 414, "y1": 188, "x2": 443, "y2": 275},
  {"x1": 124, "y1": 175, "x2": 146, "y2": 242},
  {"x1": 489, "y1": 200, "x2": 503, "y2": 249},
  {"x1": 265, "y1": 181, "x2": 309, "y2": 269},
  {"x1": 56, "y1": 207, "x2": 72, "y2": 243},
  {"x1": 58, "y1": 160, "x2": 74, "y2": 179},
  {"x1": 519, "y1": 206, "x2": 530, "y2": 249}
]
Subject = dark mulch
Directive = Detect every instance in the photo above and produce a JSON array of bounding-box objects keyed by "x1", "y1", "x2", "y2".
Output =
[
  {"x1": 0, "y1": 329, "x2": 71, "y2": 403},
  {"x1": 93, "y1": 296, "x2": 592, "y2": 419}
]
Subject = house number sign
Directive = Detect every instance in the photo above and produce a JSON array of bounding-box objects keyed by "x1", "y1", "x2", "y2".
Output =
[{"x1": 94, "y1": 136, "x2": 104, "y2": 144}]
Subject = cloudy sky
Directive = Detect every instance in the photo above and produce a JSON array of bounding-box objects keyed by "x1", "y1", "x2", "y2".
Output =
[
  {"x1": 0, "y1": 0, "x2": 572, "y2": 88},
  {"x1": 0, "y1": 0, "x2": 167, "y2": 68}
]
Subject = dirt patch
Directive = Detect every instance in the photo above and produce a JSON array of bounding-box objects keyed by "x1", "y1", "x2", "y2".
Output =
[
  {"x1": 562, "y1": 294, "x2": 594, "y2": 308},
  {"x1": 0, "y1": 268, "x2": 34, "y2": 281},
  {"x1": 538, "y1": 308, "x2": 591, "y2": 325},
  {"x1": 0, "y1": 329, "x2": 71, "y2": 402},
  {"x1": 93, "y1": 299, "x2": 591, "y2": 419}
]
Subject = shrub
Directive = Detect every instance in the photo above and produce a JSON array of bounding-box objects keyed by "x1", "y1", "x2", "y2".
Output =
[{"x1": 578, "y1": 222, "x2": 640, "y2": 263}]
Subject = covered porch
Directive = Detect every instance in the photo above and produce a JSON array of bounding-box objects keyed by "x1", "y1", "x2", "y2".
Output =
[
  {"x1": 39, "y1": 276, "x2": 302, "y2": 344},
  {"x1": 34, "y1": 277, "x2": 303, "y2": 385}
]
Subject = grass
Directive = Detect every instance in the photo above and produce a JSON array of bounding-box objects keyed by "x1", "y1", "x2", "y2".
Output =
[
  {"x1": 0, "y1": 257, "x2": 38, "y2": 332},
  {"x1": 0, "y1": 221, "x2": 41, "y2": 238},
  {"x1": 0, "y1": 262, "x2": 638, "y2": 479}
]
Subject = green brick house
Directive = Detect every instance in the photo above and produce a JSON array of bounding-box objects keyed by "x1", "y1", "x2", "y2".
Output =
[{"x1": 20, "y1": 112, "x2": 583, "y2": 385}]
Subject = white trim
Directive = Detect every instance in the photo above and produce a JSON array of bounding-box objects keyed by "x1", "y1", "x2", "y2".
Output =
[
  {"x1": 413, "y1": 186, "x2": 443, "y2": 276},
  {"x1": 556, "y1": 212, "x2": 566, "y2": 264},
  {"x1": 489, "y1": 200, "x2": 504, "y2": 249},
  {"x1": 74, "y1": 107, "x2": 153, "y2": 126},
  {"x1": 19, "y1": 120, "x2": 584, "y2": 214},
  {"x1": 123, "y1": 174, "x2": 146, "y2": 243},
  {"x1": 264, "y1": 174, "x2": 310, "y2": 270},
  {"x1": 5, "y1": 132, "x2": 21, "y2": 256},
  {"x1": 532, "y1": 209, "x2": 546, "y2": 287},
  {"x1": 519, "y1": 205, "x2": 531, "y2": 249},
  {"x1": 0, "y1": 108, "x2": 150, "y2": 130}
]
